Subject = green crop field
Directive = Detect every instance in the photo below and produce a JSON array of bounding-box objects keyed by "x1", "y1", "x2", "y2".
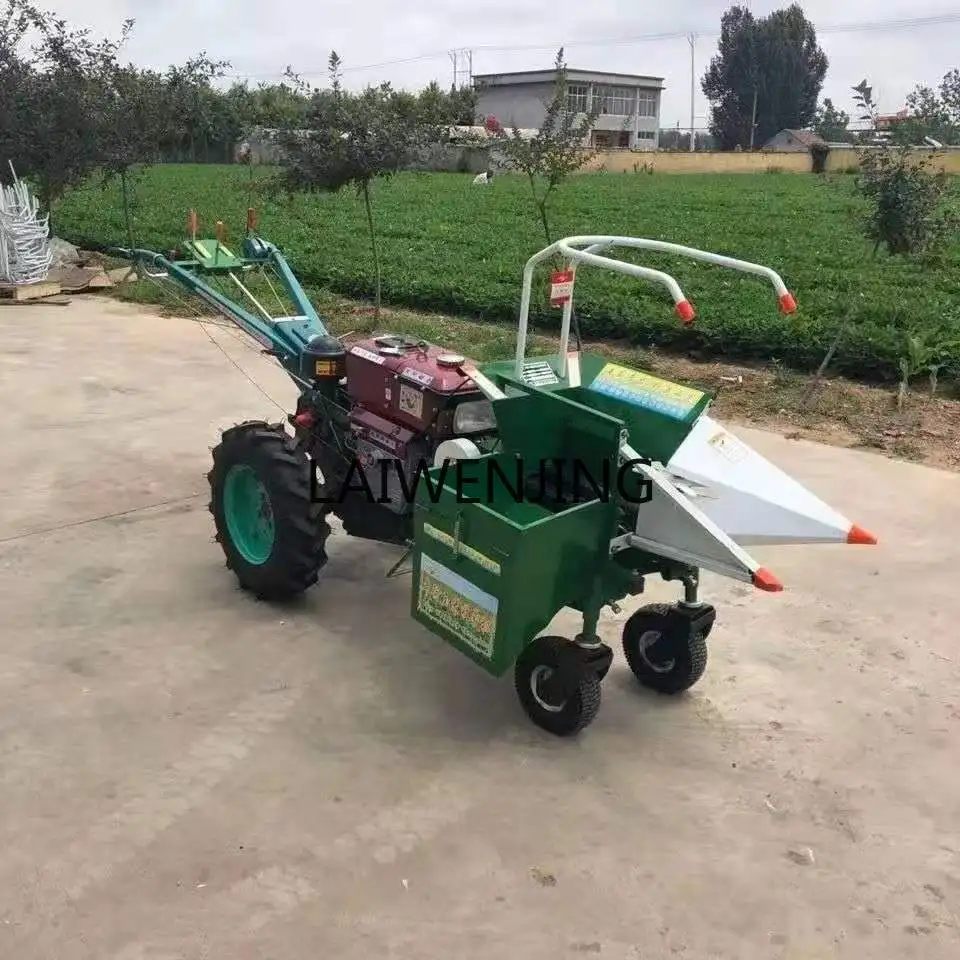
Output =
[{"x1": 54, "y1": 163, "x2": 960, "y2": 382}]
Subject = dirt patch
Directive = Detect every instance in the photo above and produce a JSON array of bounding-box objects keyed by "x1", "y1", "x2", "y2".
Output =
[{"x1": 633, "y1": 351, "x2": 960, "y2": 473}]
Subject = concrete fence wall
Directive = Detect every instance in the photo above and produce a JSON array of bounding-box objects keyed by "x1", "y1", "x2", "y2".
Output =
[
  {"x1": 580, "y1": 145, "x2": 960, "y2": 175},
  {"x1": 231, "y1": 135, "x2": 960, "y2": 176}
]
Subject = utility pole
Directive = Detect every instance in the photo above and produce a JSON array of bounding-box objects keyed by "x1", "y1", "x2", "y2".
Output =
[
  {"x1": 749, "y1": 88, "x2": 758, "y2": 150},
  {"x1": 449, "y1": 48, "x2": 474, "y2": 89},
  {"x1": 687, "y1": 33, "x2": 696, "y2": 152}
]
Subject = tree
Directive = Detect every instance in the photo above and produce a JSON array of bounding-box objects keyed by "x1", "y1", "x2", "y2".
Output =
[
  {"x1": 99, "y1": 54, "x2": 228, "y2": 256},
  {"x1": 899, "y1": 69, "x2": 960, "y2": 146},
  {"x1": 852, "y1": 80, "x2": 956, "y2": 259},
  {"x1": 493, "y1": 48, "x2": 599, "y2": 244},
  {"x1": 0, "y1": 0, "x2": 227, "y2": 230},
  {"x1": 272, "y1": 52, "x2": 444, "y2": 316},
  {"x1": 939, "y1": 68, "x2": 960, "y2": 123},
  {"x1": 0, "y1": 1, "x2": 135, "y2": 212},
  {"x1": 813, "y1": 98, "x2": 852, "y2": 143},
  {"x1": 702, "y1": 4, "x2": 828, "y2": 150}
]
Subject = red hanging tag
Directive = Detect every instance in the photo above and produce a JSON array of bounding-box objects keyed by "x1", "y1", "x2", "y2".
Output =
[{"x1": 550, "y1": 269, "x2": 574, "y2": 307}]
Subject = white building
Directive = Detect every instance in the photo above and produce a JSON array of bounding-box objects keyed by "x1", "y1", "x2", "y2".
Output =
[{"x1": 472, "y1": 68, "x2": 664, "y2": 150}]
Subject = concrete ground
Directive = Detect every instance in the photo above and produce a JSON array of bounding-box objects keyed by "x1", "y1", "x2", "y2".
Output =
[{"x1": 1, "y1": 295, "x2": 958, "y2": 960}]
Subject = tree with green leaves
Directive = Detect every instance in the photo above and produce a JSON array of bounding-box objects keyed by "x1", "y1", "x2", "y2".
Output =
[
  {"x1": 852, "y1": 79, "x2": 957, "y2": 260},
  {"x1": 897, "y1": 69, "x2": 960, "y2": 146},
  {"x1": 99, "y1": 54, "x2": 228, "y2": 257},
  {"x1": 0, "y1": 0, "x2": 135, "y2": 214},
  {"x1": 272, "y1": 52, "x2": 445, "y2": 317},
  {"x1": 1, "y1": 0, "x2": 229, "y2": 233},
  {"x1": 493, "y1": 48, "x2": 599, "y2": 245},
  {"x1": 812, "y1": 98, "x2": 852, "y2": 143},
  {"x1": 702, "y1": 4, "x2": 828, "y2": 150}
]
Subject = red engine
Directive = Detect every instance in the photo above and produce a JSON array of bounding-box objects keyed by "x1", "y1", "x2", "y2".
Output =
[
  {"x1": 338, "y1": 334, "x2": 495, "y2": 525},
  {"x1": 344, "y1": 334, "x2": 480, "y2": 432}
]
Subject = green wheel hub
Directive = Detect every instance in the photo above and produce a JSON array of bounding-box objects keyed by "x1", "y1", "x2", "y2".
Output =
[{"x1": 222, "y1": 464, "x2": 275, "y2": 565}]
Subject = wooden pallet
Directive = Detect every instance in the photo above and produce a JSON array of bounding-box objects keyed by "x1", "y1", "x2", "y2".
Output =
[{"x1": 0, "y1": 280, "x2": 62, "y2": 301}]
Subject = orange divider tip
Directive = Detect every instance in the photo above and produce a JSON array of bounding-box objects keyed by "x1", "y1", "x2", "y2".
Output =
[
  {"x1": 779, "y1": 292, "x2": 798, "y2": 314},
  {"x1": 752, "y1": 567, "x2": 783, "y2": 592},
  {"x1": 847, "y1": 524, "x2": 878, "y2": 545},
  {"x1": 675, "y1": 300, "x2": 696, "y2": 324}
]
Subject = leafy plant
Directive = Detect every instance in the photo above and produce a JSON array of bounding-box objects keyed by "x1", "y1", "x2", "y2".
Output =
[
  {"x1": 0, "y1": 1, "x2": 134, "y2": 214},
  {"x1": 492, "y1": 48, "x2": 599, "y2": 244},
  {"x1": 271, "y1": 52, "x2": 444, "y2": 316},
  {"x1": 100, "y1": 55, "x2": 228, "y2": 259},
  {"x1": 895, "y1": 327, "x2": 960, "y2": 409},
  {"x1": 812, "y1": 97, "x2": 853, "y2": 143},
  {"x1": 852, "y1": 79, "x2": 957, "y2": 260}
]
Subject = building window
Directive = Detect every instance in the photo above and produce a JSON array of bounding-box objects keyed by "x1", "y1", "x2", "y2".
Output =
[
  {"x1": 637, "y1": 91, "x2": 657, "y2": 118},
  {"x1": 566, "y1": 83, "x2": 588, "y2": 114},
  {"x1": 595, "y1": 85, "x2": 635, "y2": 117},
  {"x1": 636, "y1": 128, "x2": 656, "y2": 141}
]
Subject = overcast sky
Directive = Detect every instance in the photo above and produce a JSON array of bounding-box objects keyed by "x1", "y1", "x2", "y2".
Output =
[{"x1": 38, "y1": 1, "x2": 960, "y2": 129}]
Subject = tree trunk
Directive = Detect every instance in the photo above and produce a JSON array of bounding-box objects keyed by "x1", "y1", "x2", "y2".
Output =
[
  {"x1": 799, "y1": 310, "x2": 853, "y2": 411},
  {"x1": 121, "y1": 168, "x2": 136, "y2": 253},
  {"x1": 361, "y1": 180, "x2": 382, "y2": 318},
  {"x1": 527, "y1": 174, "x2": 551, "y2": 245},
  {"x1": 537, "y1": 199, "x2": 552, "y2": 246}
]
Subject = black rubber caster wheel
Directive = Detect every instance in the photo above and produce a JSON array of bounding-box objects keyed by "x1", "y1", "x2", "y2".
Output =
[
  {"x1": 622, "y1": 603, "x2": 710, "y2": 695},
  {"x1": 514, "y1": 636, "x2": 602, "y2": 736}
]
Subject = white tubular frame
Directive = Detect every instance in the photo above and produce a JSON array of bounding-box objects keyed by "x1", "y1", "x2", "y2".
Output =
[{"x1": 515, "y1": 236, "x2": 794, "y2": 379}]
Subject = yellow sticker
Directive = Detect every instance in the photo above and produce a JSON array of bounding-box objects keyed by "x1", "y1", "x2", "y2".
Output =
[
  {"x1": 423, "y1": 523, "x2": 501, "y2": 575},
  {"x1": 589, "y1": 363, "x2": 704, "y2": 420}
]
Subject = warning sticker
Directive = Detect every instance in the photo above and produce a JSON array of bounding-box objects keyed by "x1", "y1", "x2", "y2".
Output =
[
  {"x1": 707, "y1": 429, "x2": 748, "y2": 464},
  {"x1": 350, "y1": 345, "x2": 385, "y2": 365},
  {"x1": 398, "y1": 383, "x2": 424, "y2": 418}
]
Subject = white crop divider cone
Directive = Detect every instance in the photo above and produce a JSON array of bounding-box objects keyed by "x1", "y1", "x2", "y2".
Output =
[{"x1": 0, "y1": 161, "x2": 53, "y2": 285}]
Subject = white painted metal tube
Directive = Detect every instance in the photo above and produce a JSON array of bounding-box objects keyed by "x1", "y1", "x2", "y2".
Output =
[
  {"x1": 512, "y1": 235, "x2": 798, "y2": 375},
  {"x1": 514, "y1": 238, "x2": 691, "y2": 377},
  {"x1": 559, "y1": 235, "x2": 795, "y2": 306}
]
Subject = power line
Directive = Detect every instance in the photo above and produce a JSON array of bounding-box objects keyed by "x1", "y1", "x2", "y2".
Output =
[{"x1": 221, "y1": 12, "x2": 960, "y2": 81}]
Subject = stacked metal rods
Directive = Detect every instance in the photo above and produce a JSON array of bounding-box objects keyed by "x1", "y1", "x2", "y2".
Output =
[{"x1": 0, "y1": 162, "x2": 53, "y2": 284}]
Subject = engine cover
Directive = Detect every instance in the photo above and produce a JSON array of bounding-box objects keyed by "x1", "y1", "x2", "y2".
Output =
[{"x1": 344, "y1": 334, "x2": 482, "y2": 435}]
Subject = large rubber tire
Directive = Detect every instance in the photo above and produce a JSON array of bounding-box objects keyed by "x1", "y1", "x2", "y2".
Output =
[
  {"x1": 514, "y1": 636, "x2": 602, "y2": 737},
  {"x1": 208, "y1": 421, "x2": 331, "y2": 602},
  {"x1": 622, "y1": 603, "x2": 709, "y2": 695}
]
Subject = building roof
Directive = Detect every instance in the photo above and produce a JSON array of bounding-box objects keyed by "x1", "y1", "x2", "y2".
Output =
[
  {"x1": 473, "y1": 68, "x2": 664, "y2": 89},
  {"x1": 764, "y1": 129, "x2": 827, "y2": 148}
]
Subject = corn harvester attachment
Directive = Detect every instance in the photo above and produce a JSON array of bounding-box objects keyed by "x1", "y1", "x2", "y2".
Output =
[{"x1": 114, "y1": 215, "x2": 877, "y2": 736}]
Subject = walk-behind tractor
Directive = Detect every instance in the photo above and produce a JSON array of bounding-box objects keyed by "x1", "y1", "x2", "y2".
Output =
[{"x1": 116, "y1": 213, "x2": 877, "y2": 736}]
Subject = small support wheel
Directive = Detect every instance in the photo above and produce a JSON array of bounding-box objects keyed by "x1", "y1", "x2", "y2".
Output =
[
  {"x1": 622, "y1": 602, "x2": 712, "y2": 695},
  {"x1": 514, "y1": 636, "x2": 602, "y2": 737}
]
